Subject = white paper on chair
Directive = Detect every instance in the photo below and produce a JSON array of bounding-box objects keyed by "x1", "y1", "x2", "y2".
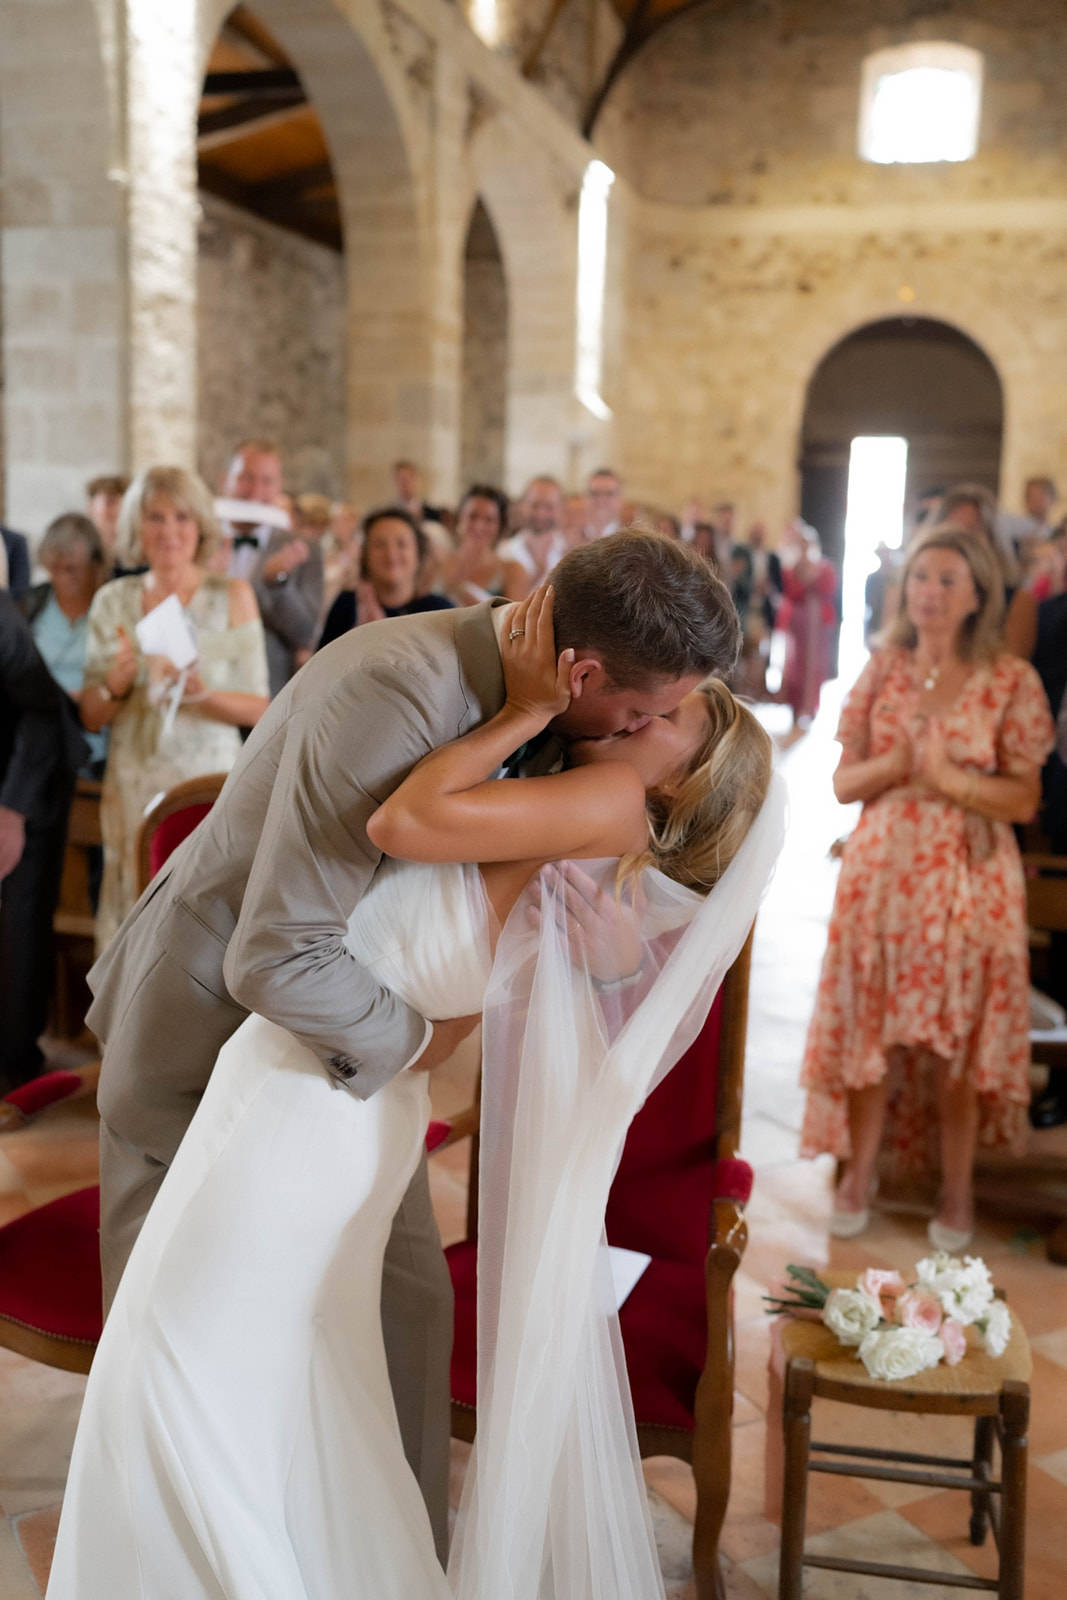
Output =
[
  {"x1": 135, "y1": 595, "x2": 198, "y2": 669},
  {"x1": 606, "y1": 1246, "x2": 651, "y2": 1310}
]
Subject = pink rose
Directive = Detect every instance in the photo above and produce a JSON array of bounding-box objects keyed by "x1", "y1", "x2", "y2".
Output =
[
  {"x1": 859, "y1": 1269, "x2": 905, "y2": 1309},
  {"x1": 939, "y1": 1318, "x2": 968, "y2": 1366},
  {"x1": 896, "y1": 1289, "x2": 944, "y2": 1337}
]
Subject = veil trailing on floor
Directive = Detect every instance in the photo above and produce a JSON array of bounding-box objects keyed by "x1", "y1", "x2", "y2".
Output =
[{"x1": 449, "y1": 772, "x2": 787, "y2": 1600}]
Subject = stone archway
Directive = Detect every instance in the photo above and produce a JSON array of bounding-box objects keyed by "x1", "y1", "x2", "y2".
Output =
[
  {"x1": 459, "y1": 200, "x2": 509, "y2": 489},
  {"x1": 798, "y1": 316, "x2": 1004, "y2": 569},
  {"x1": 198, "y1": 0, "x2": 437, "y2": 506},
  {"x1": 0, "y1": 0, "x2": 124, "y2": 534}
]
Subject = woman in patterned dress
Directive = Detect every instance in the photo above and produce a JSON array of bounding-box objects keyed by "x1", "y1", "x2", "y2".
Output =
[
  {"x1": 801, "y1": 524, "x2": 1054, "y2": 1251},
  {"x1": 82, "y1": 466, "x2": 270, "y2": 951}
]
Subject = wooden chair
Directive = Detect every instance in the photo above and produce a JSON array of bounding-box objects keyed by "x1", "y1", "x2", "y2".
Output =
[
  {"x1": 444, "y1": 930, "x2": 756, "y2": 1600},
  {"x1": 134, "y1": 771, "x2": 229, "y2": 896},
  {"x1": 0, "y1": 776, "x2": 231, "y2": 1376},
  {"x1": 777, "y1": 1298, "x2": 1031, "y2": 1600},
  {"x1": 976, "y1": 852, "x2": 1067, "y2": 1263},
  {"x1": 51, "y1": 776, "x2": 102, "y2": 1038}
]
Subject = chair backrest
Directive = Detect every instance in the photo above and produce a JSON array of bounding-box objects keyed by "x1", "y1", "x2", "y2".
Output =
[
  {"x1": 134, "y1": 772, "x2": 228, "y2": 895},
  {"x1": 1023, "y1": 854, "x2": 1067, "y2": 935},
  {"x1": 605, "y1": 929, "x2": 753, "y2": 1264}
]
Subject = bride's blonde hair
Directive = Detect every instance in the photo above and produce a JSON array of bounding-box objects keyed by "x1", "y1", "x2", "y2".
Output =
[{"x1": 621, "y1": 680, "x2": 773, "y2": 895}]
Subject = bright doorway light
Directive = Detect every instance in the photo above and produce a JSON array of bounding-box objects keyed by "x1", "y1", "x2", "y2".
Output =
[
  {"x1": 575, "y1": 159, "x2": 615, "y2": 421},
  {"x1": 469, "y1": 0, "x2": 500, "y2": 47},
  {"x1": 839, "y1": 435, "x2": 908, "y2": 686},
  {"x1": 859, "y1": 43, "x2": 982, "y2": 164}
]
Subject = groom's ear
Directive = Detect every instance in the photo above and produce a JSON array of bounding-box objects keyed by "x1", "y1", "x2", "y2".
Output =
[{"x1": 568, "y1": 653, "x2": 606, "y2": 701}]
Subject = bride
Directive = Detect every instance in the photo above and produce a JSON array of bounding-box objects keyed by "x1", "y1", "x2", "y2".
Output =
[{"x1": 47, "y1": 587, "x2": 784, "y2": 1600}]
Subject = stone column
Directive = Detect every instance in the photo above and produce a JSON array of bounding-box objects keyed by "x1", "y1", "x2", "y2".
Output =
[
  {"x1": 125, "y1": 0, "x2": 200, "y2": 470},
  {"x1": 0, "y1": 0, "x2": 127, "y2": 538}
]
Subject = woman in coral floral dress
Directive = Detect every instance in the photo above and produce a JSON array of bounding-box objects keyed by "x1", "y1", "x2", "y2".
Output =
[{"x1": 801, "y1": 525, "x2": 1054, "y2": 1251}]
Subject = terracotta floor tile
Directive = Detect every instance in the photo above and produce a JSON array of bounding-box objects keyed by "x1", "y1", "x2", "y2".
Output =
[
  {"x1": 1023, "y1": 1353, "x2": 1067, "y2": 1456},
  {"x1": 644, "y1": 1455, "x2": 697, "y2": 1523},
  {"x1": 14, "y1": 1504, "x2": 61, "y2": 1597},
  {"x1": 979, "y1": 1253, "x2": 1067, "y2": 1337},
  {"x1": 901, "y1": 1458, "x2": 1067, "y2": 1599},
  {"x1": 1036, "y1": 1447, "x2": 1067, "y2": 1486},
  {"x1": 0, "y1": 1516, "x2": 39, "y2": 1600},
  {"x1": 2, "y1": 1140, "x2": 99, "y2": 1187},
  {"x1": 743, "y1": 1507, "x2": 989, "y2": 1599},
  {"x1": 1031, "y1": 1326, "x2": 1067, "y2": 1370},
  {"x1": 720, "y1": 1421, "x2": 782, "y2": 1564}
]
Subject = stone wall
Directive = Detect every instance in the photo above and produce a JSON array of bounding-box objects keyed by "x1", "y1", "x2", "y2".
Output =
[
  {"x1": 595, "y1": 0, "x2": 1067, "y2": 530},
  {"x1": 197, "y1": 194, "x2": 347, "y2": 498}
]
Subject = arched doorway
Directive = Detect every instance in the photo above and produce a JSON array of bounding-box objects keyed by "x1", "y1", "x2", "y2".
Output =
[
  {"x1": 459, "y1": 200, "x2": 508, "y2": 490},
  {"x1": 798, "y1": 316, "x2": 1004, "y2": 571}
]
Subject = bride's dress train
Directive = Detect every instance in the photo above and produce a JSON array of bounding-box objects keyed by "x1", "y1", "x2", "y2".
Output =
[{"x1": 47, "y1": 777, "x2": 785, "y2": 1600}]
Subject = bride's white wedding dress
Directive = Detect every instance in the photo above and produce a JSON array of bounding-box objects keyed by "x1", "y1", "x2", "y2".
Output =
[{"x1": 47, "y1": 776, "x2": 785, "y2": 1600}]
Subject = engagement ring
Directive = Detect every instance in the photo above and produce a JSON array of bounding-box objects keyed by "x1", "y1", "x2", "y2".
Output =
[{"x1": 509, "y1": 628, "x2": 525, "y2": 639}]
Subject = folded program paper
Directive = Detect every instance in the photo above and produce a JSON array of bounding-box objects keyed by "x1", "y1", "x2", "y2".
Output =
[{"x1": 135, "y1": 594, "x2": 198, "y2": 670}]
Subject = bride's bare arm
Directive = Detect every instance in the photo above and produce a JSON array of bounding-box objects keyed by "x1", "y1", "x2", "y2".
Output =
[{"x1": 367, "y1": 588, "x2": 648, "y2": 865}]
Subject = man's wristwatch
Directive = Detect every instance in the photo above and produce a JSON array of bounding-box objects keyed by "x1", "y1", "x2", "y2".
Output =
[{"x1": 269, "y1": 570, "x2": 289, "y2": 586}]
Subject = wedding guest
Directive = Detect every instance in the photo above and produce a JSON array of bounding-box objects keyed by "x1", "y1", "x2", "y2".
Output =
[
  {"x1": 498, "y1": 477, "x2": 569, "y2": 600},
  {"x1": 20, "y1": 513, "x2": 109, "y2": 775},
  {"x1": 442, "y1": 485, "x2": 508, "y2": 605},
  {"x1": 801, "y1": 526, "x2": 1053, "y2": 1249},
  {"x1": 583, "y1": 468, "x2": 624, "y2": 540},
  {"x1": 0, "y1": 593, "x2": 87, "y2": 1091},
  {"x1": 776, "y1": 519, "x2": 838, "y2": 729},
  {"x1": 318, "y1": 507, "x2": 453, "y2": 648},
  {"x1": 0, "y1": 526, "x2": 31, "y2": 598},
  {"x1": 86, "y1": 474, "x2": 131, "y2": 574},
  {"x1": 392, "y1": 459, "x2": 445, "y2": 528},
  {"x1": 81, "y1": 466, "x2": 269, "y2": 951},
  {"x1": 215, "y1": 438, "x2": 288, "y2": 581}
]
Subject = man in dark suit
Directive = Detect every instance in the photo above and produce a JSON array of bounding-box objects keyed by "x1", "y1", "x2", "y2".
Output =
[
  {"x1": 0, "y1": 593, "x2": 87, "y2": 1091},
  {"x1": 1, "y1": 526, "x2": 31, "y2": 598}
]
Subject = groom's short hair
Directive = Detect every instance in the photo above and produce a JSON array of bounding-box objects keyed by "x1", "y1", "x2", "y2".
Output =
[{"x1": 550, "y1": 528, "x2": 740, "y2": 687}]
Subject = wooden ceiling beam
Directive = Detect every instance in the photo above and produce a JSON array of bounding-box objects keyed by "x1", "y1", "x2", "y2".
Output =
[
  {"x1": 203, "y1": 67, "x2": 302, "y2": 97},
  {"x1": 197, "y1": 91, "x2": 307, "y2": 147},
  {"x1": 198, "y1": 164, "x2": 343, "y2": 253}
]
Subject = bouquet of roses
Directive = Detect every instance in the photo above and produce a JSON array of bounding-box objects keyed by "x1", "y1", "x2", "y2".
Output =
[{"x1": 765, "y1": 1253, "x2": 1012, "y2": 1381}]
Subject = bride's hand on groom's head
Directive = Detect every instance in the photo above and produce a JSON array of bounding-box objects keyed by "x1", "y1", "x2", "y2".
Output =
[
  {"x1": 503, "y1": 587, "x2": 574, "y2": 724},
  {"x1": 528, "y1": 862, "x2": 644, "y2": 984}
]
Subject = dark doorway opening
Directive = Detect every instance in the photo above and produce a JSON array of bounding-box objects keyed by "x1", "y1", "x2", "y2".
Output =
[{"x1": 799, "y1": 317, "x2": 1004, "y2": 571}]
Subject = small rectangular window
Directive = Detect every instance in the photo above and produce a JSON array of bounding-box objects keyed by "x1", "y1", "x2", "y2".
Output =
[{"x1": 859, "y1": 44, "x2": 982, "y2": 165}]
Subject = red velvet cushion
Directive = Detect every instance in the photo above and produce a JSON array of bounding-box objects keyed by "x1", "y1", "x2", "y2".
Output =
[
  {"x1": 148, "y1": 803, "x2": 214, "y2": 880},
  {"x1": 617, "y1": 1257, "x2": 708, "y2": 1430},
  {"x1": 425, "y1": 1120, "x2": 451, "y2": 1153},
  {"x1": 604, "y1": 992, "x2": 725, "y2": 1266},
  {"x1": 2, "y1": 1071, "x2": 83, "y2": 1118},
  {"x1": 447, "y1": 1237, "x2": 478, "y2": 1409},
  {"x1": 0, "y1": 1187, "x2": 102, "y2": 1345}
]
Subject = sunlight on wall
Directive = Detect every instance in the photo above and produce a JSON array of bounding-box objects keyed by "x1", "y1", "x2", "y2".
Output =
[
  {"x1": 859, "y1": 44, "x2": 983, "y2": 165},
  {"x1": 575, "y1": 160, "x2": 615, "y2": 422}
]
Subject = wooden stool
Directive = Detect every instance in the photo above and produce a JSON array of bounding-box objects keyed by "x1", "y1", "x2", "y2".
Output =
[{"x1": 778, "y1": 1309, "x2": 1031, "y2": 1600}]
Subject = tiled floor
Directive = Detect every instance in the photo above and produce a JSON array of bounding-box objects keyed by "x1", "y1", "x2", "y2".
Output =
[{"x1": 3, "y1": 687, "x2": 1067, "y2": 1596}]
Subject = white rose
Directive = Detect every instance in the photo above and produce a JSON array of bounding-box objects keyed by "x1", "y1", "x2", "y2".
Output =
[
  {"x1": 977, "y1": 1299, "x2": 1012, "y2": 1358},
  {"x1": 859, "y1": 1326, "x2": 944, "y2": 1381},
  {"x1": 950, "y1": 1258, "x2": 995, "y2": 1325},
  {"x1": 823, "y1": 1287, "x2": 882, "y2": 1348}
]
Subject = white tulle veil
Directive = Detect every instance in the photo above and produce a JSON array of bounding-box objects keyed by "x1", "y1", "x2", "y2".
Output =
[{"x1": 448, "y1": 772, "x2": 787, "y2": 1600}]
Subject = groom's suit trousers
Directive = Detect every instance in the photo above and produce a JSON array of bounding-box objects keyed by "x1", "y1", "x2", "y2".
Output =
[{"x1": 88, "y1": 601, "x2": 509, "y2": 1561}]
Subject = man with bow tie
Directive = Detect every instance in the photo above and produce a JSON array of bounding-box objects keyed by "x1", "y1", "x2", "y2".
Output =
[{"x1": 218, "y1": 439, "x2": 324, "y2": 697}]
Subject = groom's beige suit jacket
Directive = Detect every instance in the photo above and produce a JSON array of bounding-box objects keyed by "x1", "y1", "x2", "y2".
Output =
[{"x1": 90, "y1": 598, "x2": 507, "y2": 1171}]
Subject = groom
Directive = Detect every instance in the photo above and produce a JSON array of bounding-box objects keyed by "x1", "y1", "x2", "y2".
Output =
[{"x1": 87, "y1": 527, "x2": 739, "y2": 1557}]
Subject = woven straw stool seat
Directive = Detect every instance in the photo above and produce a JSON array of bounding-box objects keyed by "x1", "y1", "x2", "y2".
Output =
[{"x1": 778, "y1": 1292, "x2": 1031, "y2": 1600}]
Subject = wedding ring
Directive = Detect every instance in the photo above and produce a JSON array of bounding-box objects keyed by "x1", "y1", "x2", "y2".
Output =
[{"x1": 509, "y1": 628, "x2": 525, "y2": 639}]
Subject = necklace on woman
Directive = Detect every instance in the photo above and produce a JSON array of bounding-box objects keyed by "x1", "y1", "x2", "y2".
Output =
[{"x1": 921, "y1": 661, "x2": 941, "y2": 692}]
